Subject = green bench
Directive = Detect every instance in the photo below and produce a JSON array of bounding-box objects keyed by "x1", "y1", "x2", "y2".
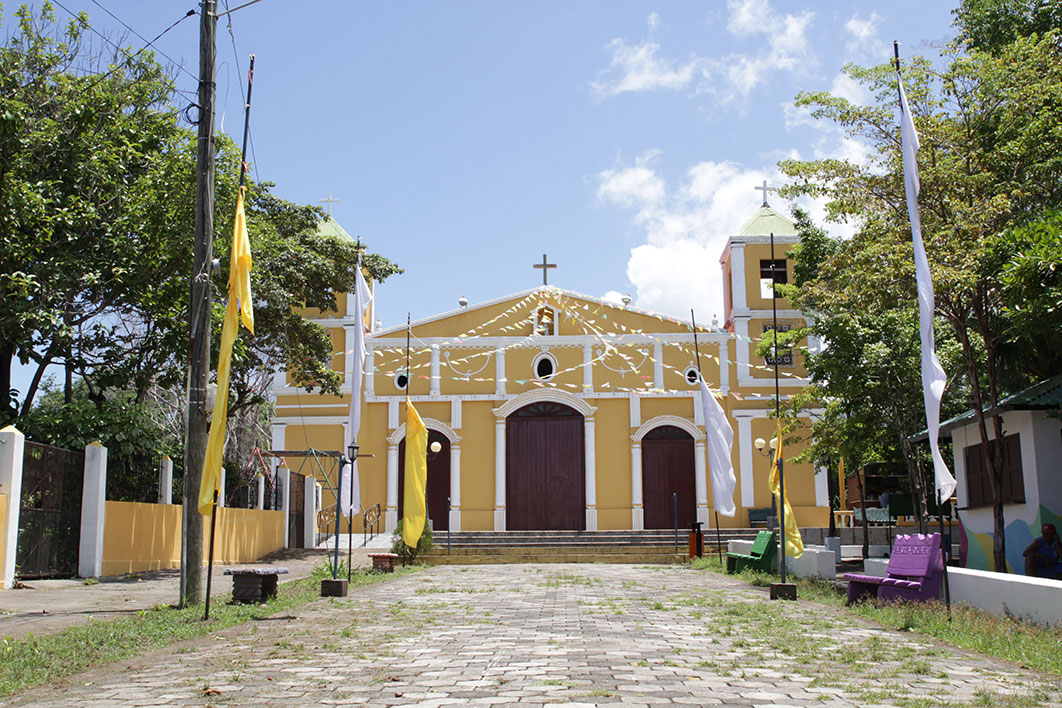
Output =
[{"x1": 726, "y1": 530, "x2": 778, "y2": 574}]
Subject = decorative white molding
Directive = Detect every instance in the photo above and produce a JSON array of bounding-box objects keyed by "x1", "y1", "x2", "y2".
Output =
[
  {"x1": 385, "y1": 443, "x2": 398, "y2": 533},
  {"x1": 631, "y1": 441, "x2": 643, "y2": 531},
  {"x1": 737, "y1": 416, "x2": 755, "y2": 508},
  {"x1": 730, "y1": 241, "x2": 747, "y2": 312},
  {"x1": 695, "y1": 440, "x2": 708, "y2": 526},
  {"x1": 444, "y1": 349, "x2": 492, "y2": 379},
  {"x1": 582, "y1": 343, "x2": 593, "y2": 393},
  {"x1": 365, "y1": 349, "x2": 375, "y2": 396},
  {"x1": 387, "y1": 399, "x2": 399, "y2": 429},
  {"x1": 585, "y1": 417, "x2": 597, "y2": 529},
  {"x1": 629, "y1": 395, "x2": 641, "y2": 428},
  {"x1": 430, "y1": 346, "x2": 441, "y2": 396},
  {"x1": 631, "y1": 415, "x2": 705, "y2": 442},
  {"x1": 450, "y1": 399, "x2": 462, "y2": 429},
  {"x1": 495, "y1": 348, "x2": 506, "y2": 396},
  {"x1": 493, "y1": 419, "x2": 505, "y2": 531},
  {"x1": 386, "y1": 418, "x2": 462, "y2": 445},
  {"x1": 493, "y1": 389, "x2": 597, "y2": 418},
  {"x1": 653, "y1": 341, "x2": 664, "y2": 390}
]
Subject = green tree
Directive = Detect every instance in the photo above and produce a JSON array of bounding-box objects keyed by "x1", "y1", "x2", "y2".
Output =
[
  {"x1": 780, "y1": 33, "x2": 1062, "y2": 571},
  {"x1": 954, "y1": 0, "x2": 1062, "y2": 53}
]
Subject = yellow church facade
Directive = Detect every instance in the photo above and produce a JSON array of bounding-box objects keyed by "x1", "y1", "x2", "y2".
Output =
[{"x1": 271, "y1": 205, "x2": 830, "y2": 533}]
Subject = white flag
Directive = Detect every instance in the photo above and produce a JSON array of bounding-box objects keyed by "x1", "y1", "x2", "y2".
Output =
[
  {"x1": 341, "y1": 255, "x2": 373, "y2": 518},
  {"x1": 699, "y1": 376, "x2": 736, "y2": 517},
  {"x1": 898, "y1": 76, "x2": 956, "y2": 504}
]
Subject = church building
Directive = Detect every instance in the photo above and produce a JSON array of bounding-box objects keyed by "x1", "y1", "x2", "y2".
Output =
[{"x1": 270, "y1": 201, "x2": 830, "y2": 533}]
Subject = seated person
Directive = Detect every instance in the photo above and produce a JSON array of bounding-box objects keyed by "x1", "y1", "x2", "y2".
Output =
[{"x1": 1023, "y1": 523, "x2": 1062, "y2": 580}]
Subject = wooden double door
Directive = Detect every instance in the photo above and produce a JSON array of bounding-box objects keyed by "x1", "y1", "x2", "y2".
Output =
[
  {"x1": 642, "y1": 425, "x2": 696, "y2": 529},
  {"x1": 506, "y1": 402, "x2": 585, "y2": 530},
  {"x1": 398, "y1": 429, "x2": 451, "y2": 531}
]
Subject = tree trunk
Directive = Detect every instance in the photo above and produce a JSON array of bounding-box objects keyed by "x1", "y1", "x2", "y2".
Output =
[
  {"x1": 0, "y1": 343, "x2": 14, "y2": 425},
  {"x1": 854, "y1": 460, "x2": 869, "y2": 559}
]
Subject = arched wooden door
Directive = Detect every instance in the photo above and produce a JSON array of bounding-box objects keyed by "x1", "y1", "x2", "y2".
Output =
[
  {"x1": 398, "y1": 429, "x2": 451, "y2": 531},
  {"x1": 642, "y1": 425, "x2": 696, "y2": 529},
  {"x1": 506, "y1": 402, "x2": 585, "y2": 530}
]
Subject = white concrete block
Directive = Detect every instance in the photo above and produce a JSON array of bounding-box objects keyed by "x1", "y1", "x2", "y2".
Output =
[
  {"x1": 726, "y1": 539, "x2": 836, "y2": 579},
  {"x1": 0, "y1": 426, "x2": 25, "y2": 590},
  {"x1": 158, "y1": 456, "x2": 173, "y2": 505},
  {"x1": 78, "y1": 442, "x2": 107, "y2": 578}
]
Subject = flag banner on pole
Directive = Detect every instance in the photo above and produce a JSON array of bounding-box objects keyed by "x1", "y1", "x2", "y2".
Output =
[
  {"x1": 698, "y1": 376, "x2": 736, "y2": 517},
  {"x1": 341, "y1": 254, "x2": 373, "y2": 518},
  {"x1": 768, "y1": 425, "x2": 803, "y2": 559},
  {"x1": 402, "y1": 400, "x2": 428, "y2": 549},
  {"x1": 897, "y1": 75, "x2": 956, "y2": 504},
  {"x1": 200, "y1": 186, "x2": 254, "y2": 515}
]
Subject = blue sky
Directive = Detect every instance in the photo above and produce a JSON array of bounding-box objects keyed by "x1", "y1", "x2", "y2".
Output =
[{"x1": 9, "y1": 0, "x2": 958, "y2": 395}]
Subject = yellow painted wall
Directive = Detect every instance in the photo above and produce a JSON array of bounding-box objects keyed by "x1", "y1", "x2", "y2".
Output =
[
  {"x1": 460, "y1": 401, "x2": 498, "y2": 530},
  {"x1": 0, "y1": 492, "x2": 7, "y2": 589},
  {"x1": 594, "y1": 398, "x2": 632, "y2": 529},
  {"x1": 101, "y1": 501, "x2": 285, "y2": 576}
]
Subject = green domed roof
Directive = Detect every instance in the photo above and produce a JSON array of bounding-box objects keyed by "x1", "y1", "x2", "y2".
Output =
[{"x1": 737, "y1": 205, "x2": 797, "y2": 237}]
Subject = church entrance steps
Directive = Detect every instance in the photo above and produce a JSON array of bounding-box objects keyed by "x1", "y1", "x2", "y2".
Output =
[{"x1": 418, "y1": 529, "x2": 764, "y2": 565}]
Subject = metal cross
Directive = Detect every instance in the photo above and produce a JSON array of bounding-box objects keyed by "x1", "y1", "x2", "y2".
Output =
[
  {"x1": 754, "y1": 180, "x2": 778, "y2": 207},
  {"x1": 533, "y1": 253, "x2": 557, "y2": 285},
  {"x1": 319, "y1": 192, "x2": 340, "y2": 216}
]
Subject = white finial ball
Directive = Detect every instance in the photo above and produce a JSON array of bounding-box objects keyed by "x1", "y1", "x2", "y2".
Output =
[
  {"x1": 458, "y1": 295, "x2": 468, "y2": 308},
  {"x1": 375, "y1": 317, "x2": 382, "y2": 329},
  {"x1": 621, "y1": 293, "x2": 632, "y2": 306},
  {"x1": 430, "y1": 441, "x2": 442, "y2": 453}
]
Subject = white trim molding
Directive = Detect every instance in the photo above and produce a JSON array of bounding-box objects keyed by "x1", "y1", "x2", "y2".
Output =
[
  {"x1": 631, "y1": 415, "x2": 705, "y2": 442},
  {"x1": 386, "y1": 418, "x2": 462, "y2": 445},
  {"x1": 493, "y1": 389, "x2": 597, "y2": 418}
]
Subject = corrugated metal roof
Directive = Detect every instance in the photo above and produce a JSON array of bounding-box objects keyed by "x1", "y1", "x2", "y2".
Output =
[
  {"x1": 316, "y1": 216, "x2": 353, "y2": 241},
  {"x1": 910, "y1": 373, "x2": 1062, "y2": 441},
  {"x1": 737, "y1": 205, "x2": 798, "y2": 237}
]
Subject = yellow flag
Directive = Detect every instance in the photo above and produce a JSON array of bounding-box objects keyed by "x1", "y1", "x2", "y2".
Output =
[
  {"x1": 767, "y1": 424, "x2": 804, "y2": 559},
  {"x1": 402, "y1": 400, "x2": 428, "y2": 548},
  {"x1": 199, "y1": 186, "x2": 254, "y2": 515}
]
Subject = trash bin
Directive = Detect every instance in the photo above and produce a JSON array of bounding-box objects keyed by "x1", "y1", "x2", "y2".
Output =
[{"x1": 688, "y1": 521, "x2": 704, "y2": 558}]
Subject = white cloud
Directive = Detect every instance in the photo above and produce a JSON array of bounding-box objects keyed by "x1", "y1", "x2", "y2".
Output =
[
  {"x1": 591, "y1": 0, "x2": 815, "y2": 105},
  {"x1": 602, "y1": 290, "x2": 627, "y2": 305},
  {"x1": 843, "y1": 12, "x2": 887, "y2": 61},
  {"x1": 590, "y1": 39, "x2": 710, "y2": 97}
]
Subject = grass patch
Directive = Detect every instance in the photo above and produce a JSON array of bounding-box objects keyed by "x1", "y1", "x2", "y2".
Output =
[
  {"x1": 0, "y1": 563, "x2": 419, "y2": 697},
  {"x1": 687, "y1": 557, "x2": 1062, "y2": 678}
]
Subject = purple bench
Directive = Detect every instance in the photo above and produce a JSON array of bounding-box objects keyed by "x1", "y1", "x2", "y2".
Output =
[{"x1": 844, "y1": 533, "x2": 943, "y2": 604}]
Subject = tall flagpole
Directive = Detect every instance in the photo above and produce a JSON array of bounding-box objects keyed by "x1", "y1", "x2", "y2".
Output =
[
  {"x1": 690, "y1": 310, "x2": 723, "y2": 562},
  {"x1": 771, "y1": 232, "x2": 788, "y2": 587},
  {"x1": 204, "y1": 53, "x2": 255, "y2": 622},
  {"x1": 894, "y1": 41, "x2": 951, "y2": 621}
]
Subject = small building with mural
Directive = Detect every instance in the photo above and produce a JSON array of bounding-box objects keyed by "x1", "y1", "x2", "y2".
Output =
[{"x1": 270, "y1": 202, "x2": 831, "y2": 534}]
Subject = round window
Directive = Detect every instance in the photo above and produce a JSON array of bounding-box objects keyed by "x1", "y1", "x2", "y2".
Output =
[
  {"x1": 393, "y1": 370, "x2": 409, "y2": 390},
  {"x1": 684, "y1": 366, "x2": 700, "y2": 386},
  {"x1": 532, "y1": 352, "x2": 557, "y2": 381}
]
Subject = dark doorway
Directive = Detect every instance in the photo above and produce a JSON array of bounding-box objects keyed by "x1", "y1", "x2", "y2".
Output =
[
  {"x1": 288, "y1": 471, "x2": 305, "y2": 549},
  {"x1": 506, "y1": 401, "x2": 585, "y2": 530},
  {"x1": 398, "y1": 429, "x2": 451, "y2": 531},
  {"x1": 16, "y1": 442, "x2": 84, "y2": 579},
  {"x1": 642, "y1": 425, "x2": 696, "y2": 530}
]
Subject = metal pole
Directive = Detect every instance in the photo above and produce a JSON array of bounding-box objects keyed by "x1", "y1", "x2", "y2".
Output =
[
  {"x1": 771, "y1": 232, "x2": 787, "y2": 585},
  {"x1": 715, "y1": 511, "x2": 723, "y2": 563},
  {"x1": 938, "y1": 490, "x2": 952, "y2": 622},
  {"x1": 673, "y1": 492, "x2": 678, "y2": 554},
  {"x1": 347, "y1": 459, "x2": 353, "y2": 582},
  {"x1": 332, "y1": 461, "x2": 343, "y2": 579},
  {"x1": 181, "y1": 0, "x2": 217, "y2": 608},
  {"x1": 203, "y1": 489, "x2": 218, "y2": 620},
  {"x1": 447, "y1": 496, "x2": 451, "y2": 555}
]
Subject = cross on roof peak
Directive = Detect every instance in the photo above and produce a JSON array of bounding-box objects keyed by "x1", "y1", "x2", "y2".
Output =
[
  {"x1": 533, "y1": 253, "x2": 557, "y2": 286},
  {"x1": 319, "y1": 191, "x2": 340, "y2": 216},
  {"x1": 754, "y1": 180, "x2": 778, "y2": 207}
]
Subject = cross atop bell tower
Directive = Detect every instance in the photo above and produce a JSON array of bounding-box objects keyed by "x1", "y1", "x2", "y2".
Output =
[{"x1": 533, "y1": 253, "x2": 557, "y2": 286}]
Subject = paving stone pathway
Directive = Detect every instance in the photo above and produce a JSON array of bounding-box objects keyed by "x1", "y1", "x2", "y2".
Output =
[{"x1": 4, "y1": 564, "x2": 1059, "y2": 707}]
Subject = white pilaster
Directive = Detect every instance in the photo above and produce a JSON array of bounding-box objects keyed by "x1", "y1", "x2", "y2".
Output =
[
  {"x1": 303, "y1": 476, "x2": 317, "y2": 549},
  {"x1": 78, "y1": 442, "x2": 107, "y2": 578},
  {"x1": 631, "y1": 441, "x2": 643, "y2": 531},
  {"x1": 494, "y1": 418, "x2": 506, "y2": 530},
  {"x1": 584, "y1": 416, "x2": 597, "y2": 531},
  {"x1": 0, "y1": 426, "x2": 25, "y2": 590},
  {"x1": 387, "y1": 399, "x2": 399, "y2": 430},
  {"x1": 629, "y1": 394, "x2": 641, "y2": 428},
  {"x1": 583, "y1": 343, "x2": 593, "y2": 393},
  {"x1": 694, "y1": 396, "x2": 704, "y2": 426},
  {"x1": 451, "y1": 399, "x2": 462, "y2": 429},
  {"x1": 279, "y1": 467, "x2": 291, "y2": 547},
  {"x1": 815, "y1": 464, "x2": 829, "y2": 507},
  {"x1": 653, "y1": 342, "x2": 664, "y2": 390},
  {"x1": 695, "y1": 440, "x2": 709, "y2": 526},
  {"x1": 495, "y1": 348, "x2": 506, "y2": 396},
  {"x1": 731, "y1": 241, "x2": 748, "y2": 311},
  {"x1": 385, "y1": 442, "x2": 399, "y2": 532},
  {"x1": 449, "y1": 444, "x2": 462, "y2": 531},
  {"x1": 344, "y1": 325, "x2": 356, "y2": 384},
  {"x1": 271, "y1": 423, "x2": 286, "y2": 451},
  {"x1": 218, "y1": 467, "x2": 226, "y2": 507},
  {"x1": 720, "y1": 338, "x2": 731, "y2": 393},
  {"x1": 158, "y1": 455, "x2": 173, "y2": 505},
  {"x1": 734, "y1": 318, "x2": 751, "y2": 383},
  {"x1": 256, "y1": 473, "x2": 265, "y2": 510},
  {"x1": 365, "y1": 348, "x2": 375, "y2": 396},
  {"x1": 737, "y1": 415, "x2": 755, "y2": 508},
  {"x1": 430, "y1": 346, "x2": 441, "y2": 396}
]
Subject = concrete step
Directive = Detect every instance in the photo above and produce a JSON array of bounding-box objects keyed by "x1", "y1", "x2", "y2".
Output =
[
  {"x1": 431, "y1": 529, "x2": 762, "y2": 547},
  {"x1": 419, "y1": 551, "x2": 690, "y2": 565}
]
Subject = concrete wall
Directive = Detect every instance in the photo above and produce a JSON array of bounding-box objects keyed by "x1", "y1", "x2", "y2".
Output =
[
  {"x1": 858, "y1": 558, "x2": 1061, "y2": 627},
  {"x1": 726, "y1": 539, "x2": 835, "y2": 579},
  {"x1": 102, "y1": 501, "x2": 285, "y2": 576}
]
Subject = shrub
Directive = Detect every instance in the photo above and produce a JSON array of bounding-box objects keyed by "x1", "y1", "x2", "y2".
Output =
[{"x1": 390, "y1": 519, "x2": 433, "y2": 564}]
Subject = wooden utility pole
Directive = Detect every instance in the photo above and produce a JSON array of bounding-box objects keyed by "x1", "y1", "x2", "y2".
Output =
[{"x1": 181, "y1": 0, "x2": 217, "y2": 607}]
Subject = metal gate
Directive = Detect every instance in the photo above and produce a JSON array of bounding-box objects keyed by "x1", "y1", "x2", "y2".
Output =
[
  {"x1": 17, "y1": 442, "x2": 84, "y2": 579},
  {"x1": 288, "y1": 471, "x2": 305, "y2": 549}
]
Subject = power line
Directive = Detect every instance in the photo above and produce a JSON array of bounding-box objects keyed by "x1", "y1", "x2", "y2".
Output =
[{"x1": 51, "y1": 0, "x2": 199, "y2": 83}]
